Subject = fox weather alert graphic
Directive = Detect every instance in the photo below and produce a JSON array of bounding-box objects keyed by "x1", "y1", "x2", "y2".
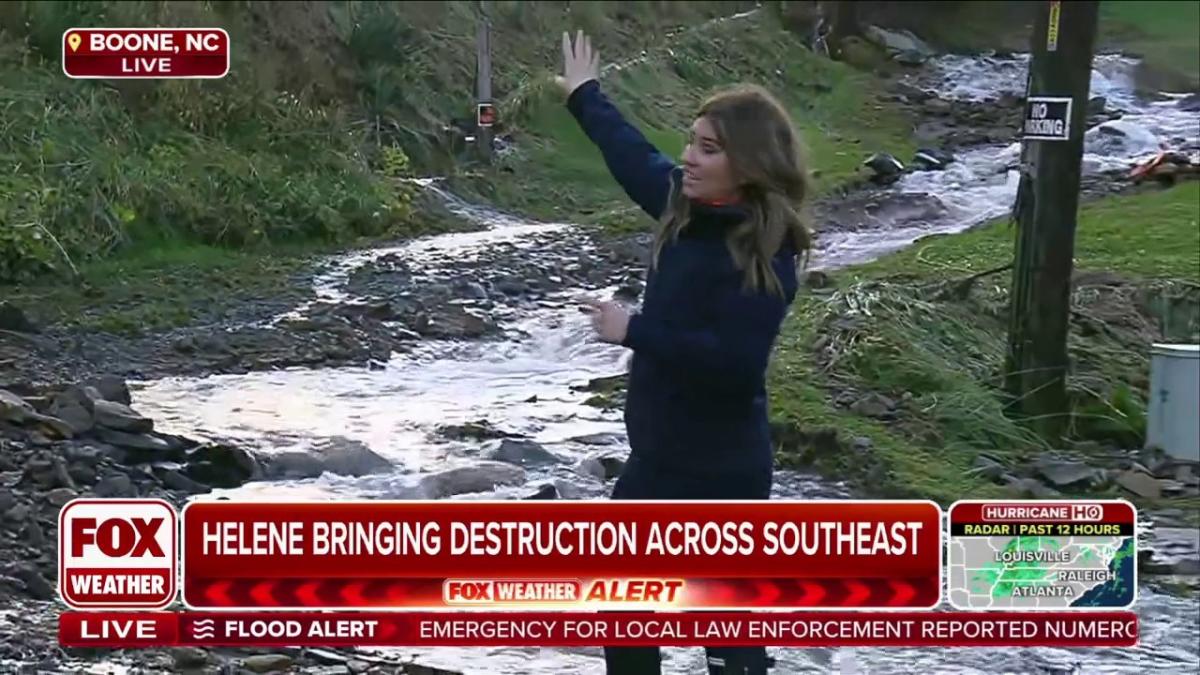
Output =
[{"x1": 947, "y1": 501, "x2": 1136, "y2": 610}]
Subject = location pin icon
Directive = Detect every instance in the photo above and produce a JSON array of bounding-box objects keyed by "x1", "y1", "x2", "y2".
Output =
[{"x1": 67, "y1": 33, "x2": 81, "y2": 52}]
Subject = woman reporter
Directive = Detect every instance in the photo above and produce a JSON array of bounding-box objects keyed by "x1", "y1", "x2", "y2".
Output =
[{"x1": 561, "y1": 29, "x2": 811, "y2": 675}]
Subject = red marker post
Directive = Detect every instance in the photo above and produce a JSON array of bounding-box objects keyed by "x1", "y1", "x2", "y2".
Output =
[
  {"x1": 63, "y1": 28, "x2": 229, "y2": 79},
  {"x1": 477, "y1": 103, "x2": 497, "y2": 128}
]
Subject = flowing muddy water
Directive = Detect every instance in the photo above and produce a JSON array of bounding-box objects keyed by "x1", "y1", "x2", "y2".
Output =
[
  {"x1": 42, "y1": 53, "x2": 1198, "y2": 673},
  {"x1": 815, "y1": 54, "x2": 1199, "y2": 268}
]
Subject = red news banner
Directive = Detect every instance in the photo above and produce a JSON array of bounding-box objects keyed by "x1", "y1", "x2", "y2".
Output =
[
  {"x1": 56, "y1": 498, "x2": 1140, "y2": 648},
  {"x1": 181, "y1": 501, "x2": 942, "y2": 610},
  {"x1": 62, "y1": 28, "x2": 229, "y2": 79}
]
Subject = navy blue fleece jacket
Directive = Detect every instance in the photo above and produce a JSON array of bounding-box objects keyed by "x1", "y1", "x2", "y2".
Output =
[{"x1": 567, "y1": 80, "x2": 799, "y2": 474}]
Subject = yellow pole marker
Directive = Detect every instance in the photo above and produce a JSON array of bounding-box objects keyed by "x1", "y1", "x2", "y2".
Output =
[{"x1": 1047, "y1": 1, "x2": 1061, "y2": 52}]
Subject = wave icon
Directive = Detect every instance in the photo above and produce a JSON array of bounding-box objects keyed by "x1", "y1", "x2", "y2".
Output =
[{"x1": 193, "y1": 618, "x2": 215, "y2": 640}]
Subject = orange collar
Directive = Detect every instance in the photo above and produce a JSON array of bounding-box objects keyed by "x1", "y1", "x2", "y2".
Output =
[{"x1": 696, "y1": 197, "x2": 741, "y2": 207}]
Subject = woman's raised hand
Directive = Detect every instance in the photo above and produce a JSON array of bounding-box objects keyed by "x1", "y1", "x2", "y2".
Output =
[{"x1": 556, "y1": 30, "x2": 599, "y2": 96}]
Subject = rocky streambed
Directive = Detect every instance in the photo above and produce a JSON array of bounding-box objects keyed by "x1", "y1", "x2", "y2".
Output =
[{"x1": 0, "y1": 378, "x2": 425, "y2": 674}]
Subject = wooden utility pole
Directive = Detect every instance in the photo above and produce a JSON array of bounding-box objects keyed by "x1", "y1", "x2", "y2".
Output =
[
  {"x1": 1004, "y1": 0, "x2": 1100, "y2": 442},
  {"x1": 475, "y1": 1, "x2": 493, "y2": 163},
  {"x1": 828, "y1": 1, "x2": 861, "y2": 44}
]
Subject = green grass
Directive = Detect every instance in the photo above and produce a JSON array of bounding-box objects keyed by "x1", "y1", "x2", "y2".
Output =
[
  {"x1": 768, "y1": 184, "x2": 1200, "y2": 508},
  {"x1": 4, "y1": 241, "x2": 327, "y2": 335},
  {"x1": 849, "y1": 183, "x2": 1200, "y2": 283},
  {"x1": 1100, "y1": 0, "x2": 1200, "y2": 90},
  {"x1": 471, "y1": 9, "x2": 913, "y2": 233},
  {"x1": 769, "y1": 284, "x2": 1030, "y2": 503},
  {"x1": 0, "y1": 30, "x2": 417, "y2": 284}
]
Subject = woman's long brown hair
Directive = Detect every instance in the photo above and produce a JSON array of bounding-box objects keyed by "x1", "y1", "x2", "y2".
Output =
[{"x1": 653, "y1": 84, "x2": 813, "y2": 296}]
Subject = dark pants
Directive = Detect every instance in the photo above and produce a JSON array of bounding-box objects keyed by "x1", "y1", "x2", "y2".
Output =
[{"x1": 604, "y1": 454, "x2": 773, "y2": 675}]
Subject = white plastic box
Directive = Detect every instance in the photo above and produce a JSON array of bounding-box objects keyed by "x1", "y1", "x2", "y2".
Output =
[{"x1": 1146, "y1": 343, "x2": 1200, "y2": 461}]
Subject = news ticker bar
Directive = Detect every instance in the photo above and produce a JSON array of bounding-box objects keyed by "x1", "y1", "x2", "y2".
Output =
[{"x1": 59, "y1": 611, "x2": 1139, "y2": 648}]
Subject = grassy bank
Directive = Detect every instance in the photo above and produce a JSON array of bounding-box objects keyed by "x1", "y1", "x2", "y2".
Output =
[
  {"x1": 0, "y1": 40, "x2": 440, "y2": 335},
  {"x1": 0, "y1": 16, "x2": 419, "y2": 284},
  {"x1": 2, "y1": 184, "x2": 483, "y2": 336},
  {"x1": 457, "y1": 8, "x2": 913, "y2": 233},
  {"x1": 769, "y1": 182, "x2": 1199, "y2": 515},
  {"x1": 1099, "y1": 0, "x2": 1200, "y2": 91},
  {"x1": 852, "y1": 182, "x2": 1200, "y2": 282},
  {"x1": 5, "y1": 242, "x2": 321, "y2": 336}
]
